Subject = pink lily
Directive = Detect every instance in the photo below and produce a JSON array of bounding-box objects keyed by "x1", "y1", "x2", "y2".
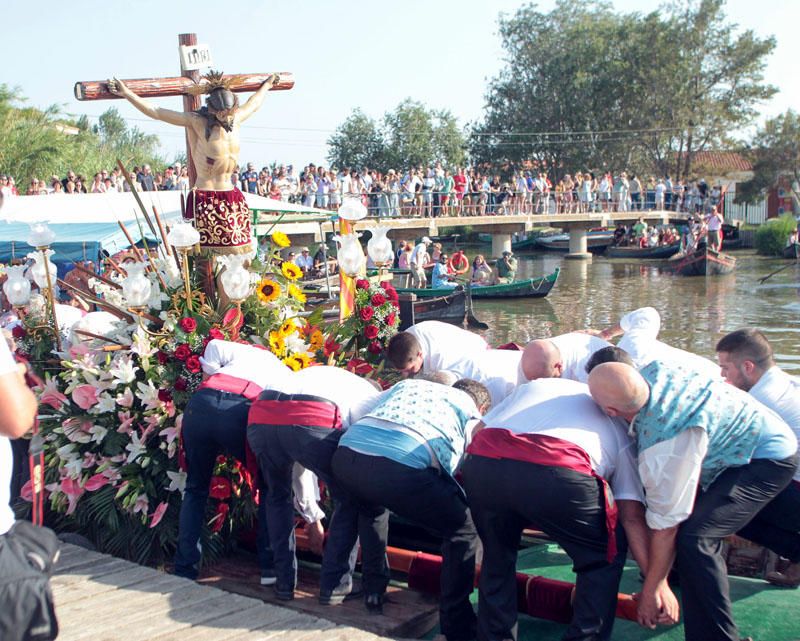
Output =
[
  {"x1": 72, "y1": 384, "x2": 100, "y2": 410},
  {"x1": 149, "y1": 501, "x2": 168, "y2": 529}
]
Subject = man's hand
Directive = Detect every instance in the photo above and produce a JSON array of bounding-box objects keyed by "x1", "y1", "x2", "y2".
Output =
[
  {"x1": 304, "y1": 519, "x2": 325, "y2": 555},
  {"x1": 267, "y1": 73, "x2": 280, "y2": 87},
  {"x1": 637, "y1": 581, "x2": 679, "y2": 628},
  {"x1": 107, "y1": 78, "x2": 129, "y2": 97}
]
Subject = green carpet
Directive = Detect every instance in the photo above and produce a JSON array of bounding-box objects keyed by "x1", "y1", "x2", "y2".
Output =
[{"x1": 425, "y1": 543, "x2": 800, "y2": 640}]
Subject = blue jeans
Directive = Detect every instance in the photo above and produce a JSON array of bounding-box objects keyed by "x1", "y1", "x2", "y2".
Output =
[
  {"x1": 247, "y1": 392, "x2": 360, "y2": 593},
  {"x1": 173, "y1": 388, "x2": 273, "y2": 579}
]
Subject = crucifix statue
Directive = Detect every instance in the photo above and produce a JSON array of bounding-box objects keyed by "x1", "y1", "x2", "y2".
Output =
[{"x1": 74, "y1": 33, "x2": 294, "y2": 259}]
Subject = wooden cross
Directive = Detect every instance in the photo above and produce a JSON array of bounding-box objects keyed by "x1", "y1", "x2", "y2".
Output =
[{"x1": 74, "y1": 33, "x2": 294, "y2": 185}]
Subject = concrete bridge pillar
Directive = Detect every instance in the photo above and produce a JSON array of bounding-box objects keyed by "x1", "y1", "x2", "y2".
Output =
[
  {"x1": 565, "y1": 226, "x2": 592, "y2": 260},
  {"x1": 491, "y1": 233, "x2": 512, "y2": 258}
]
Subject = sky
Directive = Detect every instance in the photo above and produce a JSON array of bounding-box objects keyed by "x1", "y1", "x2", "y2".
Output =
[{"x1": 2, "y1": 0, "x2": 798, "y2": 170}]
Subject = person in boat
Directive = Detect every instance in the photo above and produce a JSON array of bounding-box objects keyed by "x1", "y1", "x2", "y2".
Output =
[
  {"x1": 461, "y1": 378, "x2": 652, "y2": 641},
  {"x1": 331, "y1": 378, "x2": 492, "y2": 632},
  {"x1": 518, "y1": 332, "x2": 612, "y2": 385},
  {"x1": 385, "y1": 320, "x2": 489, "y2": 378},
  {"x1": 431, "y1": 253, "x2": 459, "y2": 289},
  {"x1": 247, "y1": 365, "x2": 382, "y2": 603},
  {"x1": 706, "y1": 207, "x2": 724, "y2": 252},
  {"x1": 410, "y1": 236, "x2": 433, "y2": 288},
  {"x1": 174, "y1": 340, "x2": 281, "y2": 583},
  {"x1": 632, "y1": 217, "x2": 648, "y2": 242},
  {"x1": 613, "y1": 222, "x2": 627, "y2": 247},
  {"x1": 716, "y1": 329, "x2": 800, "y2": 588},
  {"x1": 588, "y1": 361, "x2": 797, "y2": 641},
  {"x1": 588, "y1": 307, "x2": 721, "y2": 378},
  {"x1": 495, "y1": 250, "x2": 517, "y2": 284},
  {"x1": 471, "y1": 254, "x2": 493, "y2": 286},
  {"x1": 787, "y1": 228, "x2": 799, "y2": 248}
]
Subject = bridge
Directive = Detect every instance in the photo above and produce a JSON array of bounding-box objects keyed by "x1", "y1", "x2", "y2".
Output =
[{"x1": 256, "y1": 210, "x2": 673, "y2": 259}]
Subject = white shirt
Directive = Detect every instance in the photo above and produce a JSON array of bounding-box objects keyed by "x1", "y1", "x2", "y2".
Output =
[
  {"x1": 481, "y1": 378, "x2": 643, "y2": 502},
  {"x1": 409, "y1": 242, "x2": 429, "y2": 268},
  {"x1": 445, "y1": 349, "x2": 522, "y2": 407},
  {"x1": 617, "y1": 307, "x2": 721, "y2": 379},
  {"x1": 407, "y1": 321, "x2": 488, "y2": 374},
  {"x1": 750, "y1": 366, "x2": 800, "y2": 481},
  {"x1": 0, "y1": 337, "x2": 19, "y2": 535},
  {"x1": 200, "y1": 339, "x2": 287, "y2": 388},
  {"x1": 294, "y1": 254, "x2": 314, "y2": 271},
  {"x1": 549, "y1": 333, "x2": 612, "y2": 383}
]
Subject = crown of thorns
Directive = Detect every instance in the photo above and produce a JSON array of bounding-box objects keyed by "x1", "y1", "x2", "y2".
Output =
[{"x1": 187, "y1": 70, "x2": 241, "y2": 96}]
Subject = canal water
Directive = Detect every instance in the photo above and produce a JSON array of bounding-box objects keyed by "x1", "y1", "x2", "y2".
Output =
[{"x1": 470, "y1": 249, "x2": 800, "y2": 375}]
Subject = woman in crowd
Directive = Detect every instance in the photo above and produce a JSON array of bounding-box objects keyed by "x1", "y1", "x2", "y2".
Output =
[{"x1": 471, "y1": 254, "x2": 493, "y2": 286}]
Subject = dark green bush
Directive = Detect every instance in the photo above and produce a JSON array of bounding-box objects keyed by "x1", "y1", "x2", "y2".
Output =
[{"x1": 755, "y1": 213, "x2": 797, "y2": 256}]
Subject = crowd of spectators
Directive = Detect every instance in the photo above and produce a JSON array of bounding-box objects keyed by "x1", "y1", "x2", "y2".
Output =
[{"x1": 1, "y1": 161, "x2": 727, "y2": 220}]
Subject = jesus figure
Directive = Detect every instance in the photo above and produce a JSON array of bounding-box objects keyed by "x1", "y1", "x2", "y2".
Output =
[{"x1": 108, "y1": 71, "x2": 279, "y2": 255}]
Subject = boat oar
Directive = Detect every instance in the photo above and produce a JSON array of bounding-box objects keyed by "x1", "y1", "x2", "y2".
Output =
[{"x1": 759, "y1": 260, "x2": 798, "y2": 284}]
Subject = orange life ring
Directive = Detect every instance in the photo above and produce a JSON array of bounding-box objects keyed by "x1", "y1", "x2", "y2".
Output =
[{"x1": 448, "y1": 251, "x2": 469, "y2": 275}]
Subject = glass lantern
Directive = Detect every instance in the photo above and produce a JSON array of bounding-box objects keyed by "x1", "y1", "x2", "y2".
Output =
[
  {"x1": 3, "y1": 265, "x2": 31, "y2": 307},
  {"x1": 122, "y1": 263, "x2": 152, "y2": 309}
]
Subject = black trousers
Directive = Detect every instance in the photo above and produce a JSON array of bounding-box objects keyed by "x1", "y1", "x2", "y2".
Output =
[
  {"x1": 461, "y1": 455, "x2": 626, "y2": 641},
  {"x1": 332, "y1": 447, "x2": 477, "y2": 641},
  {"x1": 675, "y1": 454, "x2": 798, "y2": 641},
  {"x1": 247, "y1": 394, "x2": 360, "y2": 593},
  {"x1": 738, "y1": 479, "x2": 800, "y2": 563}
]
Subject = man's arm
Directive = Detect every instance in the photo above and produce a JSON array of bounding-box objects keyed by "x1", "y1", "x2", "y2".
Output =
[
  {"x1": 0, "y1": 365, "x2": 37, "y2": 438},
  {"x1": 617, "y1": 499, "x2": 650, "y2": 574},
  {"x1": 238, "y1": 74, "x2": 280, "y2": 122},
  {"x1": 108, "y1": 78, "x2": 195, "y2": 127}
]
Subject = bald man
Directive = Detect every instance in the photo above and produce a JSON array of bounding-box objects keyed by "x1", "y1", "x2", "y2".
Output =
[
  {"x1": 518, "y1": 332, "x2": 611, "y2": 384},
  {"x1": 588, "y1": 361, "x2": 798, "y2": 641}
]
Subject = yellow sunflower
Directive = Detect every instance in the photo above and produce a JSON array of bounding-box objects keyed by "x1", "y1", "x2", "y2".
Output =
[
  {"x1": 279, "y1": 318, "x2": 297, "y2": 336},
  {"x1": 284, "y1": 352, "x2": 312, "y2": 371},
  {"x1": 288, "y1": 283, "x2": 307, "y2": 304},
  {"x1": 268, "y1": 330, "x2": 286, "y2": 356},
  {"x1": 256, "y1": 278, "x2": 282, "y2": 304},
  {"x1": 281, "y1": 261, "x2": 303, "y2": 281},
  {"x1": 271, "y1": 231, "x2": 291, "y2": 248},
  {"x1": 309, "y1": 329, "x2": 324, "y2": 351}
]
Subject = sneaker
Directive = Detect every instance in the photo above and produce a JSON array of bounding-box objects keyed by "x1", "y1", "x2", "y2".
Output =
[
  {"x1": 319, "y1": 584, "x2": 364, "y2": 605},
  {"x1": 260, "y1": 570, "x2": 277, "y2": 586}
]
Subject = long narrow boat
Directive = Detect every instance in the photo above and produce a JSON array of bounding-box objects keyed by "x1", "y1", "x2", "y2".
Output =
[
  {"x1": 396, "y1": 288, "x2": 468, "y2": 330},
  {"x1": 534, "y1": 230, "x2": 614, "y2": 253},
  {"x1": 605, "y1": 242, "x2": 681, "y2": 259},
  {"x1": 782, "y1": 243, "x2": 799, "y2": 259},
  {"x1": 396, "y1": 267, "x2": 559, "y2": 300},
  {"x1": 672, "y1": 246, "x2": 736, "y2": 276}
]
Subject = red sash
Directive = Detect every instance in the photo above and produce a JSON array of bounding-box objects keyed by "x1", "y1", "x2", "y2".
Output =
[
  {"x1": 248, "y1": 398, "x2": 342, "y2": 431},
  {"x1": 468, "y1": 430, "x2": 618, "y2": 562},
  {"x1": 198, "y1": 373, "x2": 262, "y2": 401}
]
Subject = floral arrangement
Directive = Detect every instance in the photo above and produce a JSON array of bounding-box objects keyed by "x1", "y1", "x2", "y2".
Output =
[{"x1": 339, "y1": 278, "x2": 400, "y2": 365}]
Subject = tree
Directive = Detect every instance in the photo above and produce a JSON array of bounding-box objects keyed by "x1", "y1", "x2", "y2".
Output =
[
  {"x1": 736, "y1": 110, "x2": 800, "y2": 212},
  {"x1": 469, "y1": 0, "x2": 776, "y2": 181},
  {"x1": 326, "y1": 109, "x2": 386, "y2": 170}
]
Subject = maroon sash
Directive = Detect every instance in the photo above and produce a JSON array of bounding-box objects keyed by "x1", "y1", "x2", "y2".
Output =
[
  {"x1": 198, "y1": 373, "x2": 262, "y2": 401},
  {"x1": 248, "y1": 398, "x2": 342, "y2": 431},
  {"x1": 468, "y1": 430, "x2": 618, "y2": 562}
]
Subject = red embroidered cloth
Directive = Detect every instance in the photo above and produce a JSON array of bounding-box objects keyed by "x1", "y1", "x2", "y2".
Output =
[{"x1": 185, "y1": 187, "x2": 252, "y2": 255}]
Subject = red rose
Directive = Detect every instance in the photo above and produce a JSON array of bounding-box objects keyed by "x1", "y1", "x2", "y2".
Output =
[
  {"x1": 345, "y1": 358, "x2": 374, "y2": 376},
  {"x1": 380, "y1": 281, "x2": 393, "y2": 291},
  {"x1": 185, "y1": 355, "x2": 202, "y2": 373},
  {"x1": 367, "y1": 341, "x2": 383, "y2": 354},
  {"x1": 386, "y1": 312, "x2": 397, "y2": 326},
  {"x1": 385, "y1": 288, "x2": 399, "y2": 302},
  {"x1": 210, "y1": 502, "x2": 230, "y2": 533},
  {"x1": 209, "y1": 476, "x2": 232, "y2": 500},
  {"x1": 208, "y1": 328, "x2": 225, "y2": 340},
  {"x1": 11, "y1": 325, "x2": 26, "y2": 339},
  {"x1": 370, "y1": 293, "x2": 387, "y2": 306},
  {"x1": 157, "y1": 350, "x2": 170, "y2": 365},
  {"x1": 364, "y1": 324, "x2": 379, "y2": 340},
  {"x1": 174, "y1": 377, "x2": 188, "y2": 392},
  {"x1": 179, "y1": 317, "x2": 197, "y2": 333},
  {"x1": 157, "y1": 389, "x2": 172, "y2": 403},
  {"x1": 174, "y1": 343, "x2": 191, "y2": 361},
  {"x1": 355, "y1": 279, "x2": 370, "y2": 290},
  {"x1": 359, "y1": 306, "x2": 374, "y2": 322}
]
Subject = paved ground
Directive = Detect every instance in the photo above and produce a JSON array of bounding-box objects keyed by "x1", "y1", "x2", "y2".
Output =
[{"x1": 51, "y1": 543, "x2": 400, "y2": 641}]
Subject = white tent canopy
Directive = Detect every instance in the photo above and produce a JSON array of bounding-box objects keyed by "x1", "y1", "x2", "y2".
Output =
[{"x1": 0, "y1": 192, "x2": 330, "y2": 225}]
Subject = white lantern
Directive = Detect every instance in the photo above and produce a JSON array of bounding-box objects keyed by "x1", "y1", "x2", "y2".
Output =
[
  {"x1": 3, "y1": 265, "x2": 31, "y2": 306},
  {"x1": 338, "y1": 198, "x2": 368, "y2": 221},
  {"x1": 367, "y1": 226, "x2": 394, "y2": 265},
  {"x1": 121, "y1": 263, "x2": 152, "y2": 308},
  {"x1": 26, "y1": 223, "x2": 56, "y2": 249},
  {"x1": 334, "y1": 233, "x2": 365, "y2": 277},
  {"x1": 167, "y1": 223, "x2": 200, "y2": 250},
  {"x1": 28, "y1": 250, "x2": 57, "y2": 291},
  {"x1": 218, "y1": 255, "x2": 252, "y2": 302}
]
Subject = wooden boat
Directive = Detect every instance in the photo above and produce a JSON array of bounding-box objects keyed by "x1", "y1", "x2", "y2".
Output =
[
  {"x1": 672, "y1": 246, "x2": 736, "y2": 276},
  {"x1": 534, "y1": 230, "x2": 614, "y2": 253},
  {"x1": 396, "y1": 287, "x2": 479, "y2": 330},
  {"x1": 782, "y1": 243, "x2": 799, "y2": 259},
  {"x1": 396, "y1": 267, "x2": 560, "y2": 300},
  {"x1": 605, "y1": 242, "x2": 681, "y2": 259}
]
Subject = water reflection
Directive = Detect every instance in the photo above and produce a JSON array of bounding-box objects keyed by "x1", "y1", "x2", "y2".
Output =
[{"x1": 473, "y1": 250, "x2": 800, "y2": 374}]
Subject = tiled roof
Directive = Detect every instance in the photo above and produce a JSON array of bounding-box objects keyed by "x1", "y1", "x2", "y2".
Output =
[{"x1": 676, "y1": 151, "x2": 752, "y2": 173}]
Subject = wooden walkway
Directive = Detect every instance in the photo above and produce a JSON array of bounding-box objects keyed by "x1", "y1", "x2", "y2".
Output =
[{"x1": 51, "y1": 544, "x2": 419, "y2": 641}]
